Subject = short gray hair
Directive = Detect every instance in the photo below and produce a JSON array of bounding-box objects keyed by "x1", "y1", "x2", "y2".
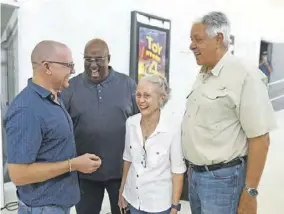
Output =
[
  {"x1": 140, "y1": 74, "x2": 171, "y2": 108},
  {"x1": 194, "y1": 11, "x2": 231, "y2": 49}
]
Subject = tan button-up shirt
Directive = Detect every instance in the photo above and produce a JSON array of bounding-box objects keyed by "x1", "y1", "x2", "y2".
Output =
[{"x1": 181, "y1": 52, "x2": 277, "y2": 165}]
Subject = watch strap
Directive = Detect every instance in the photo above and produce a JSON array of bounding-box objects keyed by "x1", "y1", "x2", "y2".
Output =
[{"x1": 171, "y1": 203, "x2": 181, "y2": 211}]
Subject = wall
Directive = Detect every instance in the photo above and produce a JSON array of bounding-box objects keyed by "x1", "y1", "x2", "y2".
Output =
[
  {"x1": 15, "y1": 0, "x2": 274, "y2": 117},
  {"x1": 2, "y1": 0, "x2": 284, "y2": 211}
]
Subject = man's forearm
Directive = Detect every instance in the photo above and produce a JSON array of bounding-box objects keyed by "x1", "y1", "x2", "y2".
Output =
[
  {"x1": 245, "y1": 133, "x2": 270, "y2": 188},
  {"x1": 9, "y1": 160, "x2": 70, "y2": 186},
  {"x1": 172, "y1": 173, "x2": 184, "y2": 205}
]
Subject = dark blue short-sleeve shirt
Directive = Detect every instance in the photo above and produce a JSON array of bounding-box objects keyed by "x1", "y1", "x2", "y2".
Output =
[{"x1": 4, "y1": 79, "x2": 80, "y2": 207}]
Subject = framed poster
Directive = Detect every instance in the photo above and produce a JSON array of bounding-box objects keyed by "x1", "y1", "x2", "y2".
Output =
[{"x1": 129, "y1": 11, "x2": 171, "y2": 84}]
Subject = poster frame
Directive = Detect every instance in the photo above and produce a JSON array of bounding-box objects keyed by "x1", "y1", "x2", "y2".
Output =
[{"x1": 129, "y1": 11, "x2": 171, "y2": 84}]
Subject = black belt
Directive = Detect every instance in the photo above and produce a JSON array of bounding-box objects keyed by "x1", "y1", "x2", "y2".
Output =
[{"x1": 188, "y1": 156, "x2": 247, "y2": 172}]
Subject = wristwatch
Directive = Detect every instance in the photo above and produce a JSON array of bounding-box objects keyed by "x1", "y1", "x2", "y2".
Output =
[
  {"x1": 171, "y1": 203, "x2": 181, "y2": 211},
  {"x1": 244, "y1": 184, "x2": 259, "y2": 197}
]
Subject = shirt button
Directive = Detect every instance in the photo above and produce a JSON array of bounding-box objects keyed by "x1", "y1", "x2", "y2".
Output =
[
  {"x1": 137, "y1": 174, "x2": 139, "y2": 177},
  {"x1": 136, "y1": 187, "x2": 138, "y2": 189},
  {"x1": 99, "y1": 97, "x2": 102, "y2": 99},
  {"x1": 156, "y1": 152, "x2": 159, "y2": 155},
  {"x1": 98, "y1": 90, "x2": 101, "y2": 92}
]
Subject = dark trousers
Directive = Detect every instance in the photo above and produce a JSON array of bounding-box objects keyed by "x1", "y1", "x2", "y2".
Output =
[{"x1": 76, "y1": 178, "x2": 121, "y2": 214}]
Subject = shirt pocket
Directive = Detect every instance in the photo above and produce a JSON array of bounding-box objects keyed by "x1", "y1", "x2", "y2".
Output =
[
  {"x1": 185, "y1": 90, "x2": 200, "y2": 118},
  {"x1": 129, "y1": 142, "x2": 143, "y2": 165},
  {"x1": 147, "y1": 147, "x2": 169, "y2": 167},
  {"x1": 197, "y1": 88, "x2": 237, "y2": 125}
]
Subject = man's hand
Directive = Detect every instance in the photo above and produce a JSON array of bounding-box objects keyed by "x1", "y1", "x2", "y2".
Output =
[
  {"x1": 71, "y1": 153, "x2": 101, "y2": 174},
  {"x1": 237, "y1": 189, "x2": 257, "y2": 214}
]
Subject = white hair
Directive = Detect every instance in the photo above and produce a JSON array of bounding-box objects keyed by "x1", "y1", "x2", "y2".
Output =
[
  {"x1": 140, "y1": 74, "x2": 171, "y2": 108},
  {"x1": 194, "y1": 11, "x2": 231, "y2": 49}
]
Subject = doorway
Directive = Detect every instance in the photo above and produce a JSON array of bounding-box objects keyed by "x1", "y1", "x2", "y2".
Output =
[{"x1": 1, "y1": 2, "x2": 19, "y2": 209}]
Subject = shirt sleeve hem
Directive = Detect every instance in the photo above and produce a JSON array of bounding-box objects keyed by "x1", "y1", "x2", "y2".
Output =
[
  {"x1": 123, "y1": 156, "x2": 132, "y2": 162},
  {"x1": 171, "y1": 166, "x2": 187, "y2": 174},
  {"x1": 245, "y1": 126, "x2": 276, "y2": 139},
  {"x1": 8, "y1": 158, "x2": 35, "y2": 164}
]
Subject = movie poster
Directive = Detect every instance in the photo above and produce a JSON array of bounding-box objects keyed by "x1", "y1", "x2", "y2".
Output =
[{"x1": 137, "y1": 27, "x2": 167, "y2": 81}]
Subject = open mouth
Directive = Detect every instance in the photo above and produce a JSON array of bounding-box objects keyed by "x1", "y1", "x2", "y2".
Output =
[
  {"x1": 91, "y1": 69, "x2": 99, "y2": 78},
  {"x1": 139, "y1": 106, "x2": 149, "y2": 110},
  {"x1": 194, "y1": 52, "x2": 201, "y2": 57}
]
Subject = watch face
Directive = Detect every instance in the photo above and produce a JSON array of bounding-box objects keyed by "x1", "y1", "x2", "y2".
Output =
[{"x1": 249, "y1": 189, "x2": 258, "y2": 197}]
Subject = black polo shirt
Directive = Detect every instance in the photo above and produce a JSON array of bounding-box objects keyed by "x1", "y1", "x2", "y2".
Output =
[{"x1": 61, "y1": 67, "x2": 139, "y2": 181}]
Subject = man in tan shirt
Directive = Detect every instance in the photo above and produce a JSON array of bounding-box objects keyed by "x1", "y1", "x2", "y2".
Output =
[{"x1": 182, "y1": 12, "x2": 276, "y2": 214}]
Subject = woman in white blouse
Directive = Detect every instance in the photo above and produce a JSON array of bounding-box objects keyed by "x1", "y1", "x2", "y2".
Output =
[{"x1": 118, "y1": 74, "x2": 186, "y2": 214}]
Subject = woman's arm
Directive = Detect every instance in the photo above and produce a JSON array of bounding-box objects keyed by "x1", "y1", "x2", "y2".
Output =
[
  {"x1": 119, "y1": 161, "x2": 131, "y2": 192},
  {"x1": 170, "y1": 127, "x2": 187, "y2": 210},
  {"x1": 172, "y1": 173, "x2": 184, "y2": 205}
]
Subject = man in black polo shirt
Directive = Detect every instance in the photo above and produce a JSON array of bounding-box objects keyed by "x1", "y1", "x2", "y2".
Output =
[
  {"x1": 4, "y1": 40, "x2": 102, "y2": 214},
  {"x1": 61, "y1": 39, "x2": 139, "y2": 214}
]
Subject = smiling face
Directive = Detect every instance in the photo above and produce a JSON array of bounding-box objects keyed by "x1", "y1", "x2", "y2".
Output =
[
  {"x1": 43, "y1": 46, "x2": 74, "y2": 91},
  {"x1": 190, "y1": 23, "x2": 224, "y2": 68},
  {"x1": 84, "y1": 41, "x2": 110, "y2": 84},
  {"x1": 136, "y1": 80, "x2": 164, "y2": 117}
]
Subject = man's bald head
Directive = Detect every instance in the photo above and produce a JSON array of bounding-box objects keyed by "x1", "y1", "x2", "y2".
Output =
[
  {"x1": 31, "y1": 40, "x2": 69, "y2": 69},
  {"x1": 84, "y1": 39, "x2": 109, "y2": 56}
]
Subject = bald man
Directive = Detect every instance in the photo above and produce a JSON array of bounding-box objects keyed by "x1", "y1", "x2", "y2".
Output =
[
  {"x1": 61, "y1": 39, "x2": 139, "y2": 214},
  {"x1": 4, "y1": 40, "x2": 102, "y2": 214}
]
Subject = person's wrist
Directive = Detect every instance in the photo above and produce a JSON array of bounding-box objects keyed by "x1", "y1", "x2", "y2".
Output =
[
  {"x1": 70, "y1": 157, "x2": 78, "y2": 171},
  {"x1": 119, "y1": 186, "x2": 124, "y2": 193},
  {"x1": 171, "y1": 203, "x2": 181, "y2": 211},
  {"x1": 244, "y1": 184, "x2": 259, "y2": 198}
]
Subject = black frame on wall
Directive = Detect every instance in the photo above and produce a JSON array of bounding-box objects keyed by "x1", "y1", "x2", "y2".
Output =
[{"x1": 129, "y1": 11, "x2": 171, "y2": 84}]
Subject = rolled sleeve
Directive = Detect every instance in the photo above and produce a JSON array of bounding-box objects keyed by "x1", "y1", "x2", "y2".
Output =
[
  {"x1": 5, "y1": 107, "x2": 42, "y2": 164},
  {"x1": 123, "y1": 119, "x2": 132, "y2": 162},
  {"x1": 239, "y1": 73, "x2": 277, "y2": 138},
  {"x1": 170, "y1": 127, "x2": 186, "y2": 174}
]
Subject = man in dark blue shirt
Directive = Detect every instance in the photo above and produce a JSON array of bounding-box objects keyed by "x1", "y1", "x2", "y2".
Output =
[
  {"x1": 4, "y1": 40, "x2": 102, "y2": 214},
  {"x1": 61, "y1": 39, "x2": 139, "y2": 214}
]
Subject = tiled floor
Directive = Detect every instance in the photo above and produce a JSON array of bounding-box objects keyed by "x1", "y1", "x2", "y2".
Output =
[{"x1": 2, "y1": 111, "x2": 284, "y2": 214}]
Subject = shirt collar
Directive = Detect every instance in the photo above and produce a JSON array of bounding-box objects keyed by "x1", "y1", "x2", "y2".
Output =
[
  {"x1": 130, "y1": 110, "x2": 169, "y2": 133},
  {"x1": 28, "y1": 78, "x2": 52, "y2": 98},
  {"x1": 200, "y1": 51, "x2": 231, "y2": 77},
  {"x1": 82, "y1": 66, "x2": 116, "y2": 87}
]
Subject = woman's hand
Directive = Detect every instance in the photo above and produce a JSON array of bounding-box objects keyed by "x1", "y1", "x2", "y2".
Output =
[
  {"x1": 170, "y1": 208, "x2": 178, "y2": 214},
  {"x1": 118, "y1": 189, "x2": 128, "y2": 209}
]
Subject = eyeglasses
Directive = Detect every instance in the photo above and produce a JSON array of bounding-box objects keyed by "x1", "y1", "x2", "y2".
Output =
[
  {"x1": 42, "y1": 60, "x2": 75, "y2": 74},
  {"x1": 141, "y1": 146, "x2": 147, "y2": 168},
  {"x1": 84, "y1": 56, "x2": 108, "y2": 66}
]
